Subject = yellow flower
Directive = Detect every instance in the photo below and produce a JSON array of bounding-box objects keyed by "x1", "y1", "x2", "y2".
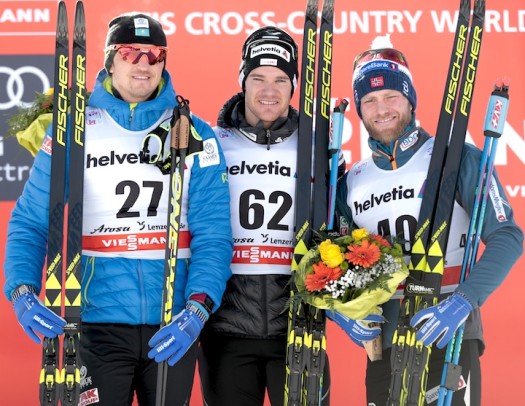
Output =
[
  {"x1": 319, "y1": 239, "x2": 344, "y2": 268},
  {"x1": 352, "y1": 228, "x2": 369, "y2": 241},
  {"x1": 45, "y1": 88, "x2": 54, "y2": 96}
]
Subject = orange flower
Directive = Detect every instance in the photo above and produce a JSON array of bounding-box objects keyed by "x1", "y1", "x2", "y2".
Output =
[
  {"x1": 345, "y1": 240, "x2": 381, "y2": 267},
  {"x1": 304, "y1": 261, "x2": 343, "y2": 292},
  {"x1": 370, "y1": 234, "x2": 391, "y2": 248}
]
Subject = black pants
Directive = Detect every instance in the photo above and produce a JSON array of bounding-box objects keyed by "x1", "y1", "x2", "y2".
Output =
[
  {"x1": 366, "y1": 339, "x2": 481, "y2": 405},
  {"x1": 198, "y1": 330, "x2": 331, "y2": 406},
  {"x1": 79, "y1": 323, "x2": 198, "y2": 406}
]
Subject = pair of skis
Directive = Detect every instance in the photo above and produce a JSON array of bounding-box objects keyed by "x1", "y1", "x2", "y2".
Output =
[
  {"x1": 388, "y1": 0, "x2": 485, "y2": 405},
  {"x1": 43, "y1": 1, "x2": 86, "y2": 405},
  {"x1": 285, "y1": 0, "x2": 335, "y2": 405}
]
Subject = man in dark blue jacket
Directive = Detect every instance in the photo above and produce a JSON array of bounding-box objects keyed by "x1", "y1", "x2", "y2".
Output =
[{"x1": 333, "y1": 41, "x2": 523, "y2": 405}]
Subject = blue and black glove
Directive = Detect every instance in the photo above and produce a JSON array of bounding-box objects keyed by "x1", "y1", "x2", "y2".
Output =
[
  {"x1": 410, "y1": 293, "x2": 473, "y2": 349},
  {"x1": 12, "y1": 285, "x2": 67, "y2": 344},
  {"x1": 148, "y1": 300, "x2": 208, "y2": 366},
  {"x1": 327, "y1": 310, "x2": 384, "y2": 347}
]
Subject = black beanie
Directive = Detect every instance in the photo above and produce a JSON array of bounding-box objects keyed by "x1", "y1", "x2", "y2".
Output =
[
  {"x1": 239, "y1": 27, "x2": 299, "y2": 95},
  {"x1": 104, "y1": 13, "x2": 167, "y2": 72}
]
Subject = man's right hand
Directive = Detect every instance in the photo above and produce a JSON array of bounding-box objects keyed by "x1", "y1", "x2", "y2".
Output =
[
  {"x1": 13, "y1": 285, "x2": 66, "y2": 344},
  {"x1": 327, "y1": 310, "x2": 384, "y2": 347}
]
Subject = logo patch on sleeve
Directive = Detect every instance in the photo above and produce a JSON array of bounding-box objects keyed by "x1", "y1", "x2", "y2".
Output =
[
  {"x1": 199, "y1": 138, "x2": 220, "y2": 167},
  {"x1": 41, "y1": 135, "x2": 52, "y2": 155},
  {"x1": 489, "y1": 177, "x2": 508, "y2": 222}
]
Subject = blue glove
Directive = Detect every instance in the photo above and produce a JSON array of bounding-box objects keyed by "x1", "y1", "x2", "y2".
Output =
[
  {"x1": 148, "y1": 301, "x2": 208, "y2": 366},
  {"x1": 327, "y1": 310, "x2": 384, "y2": 347},
  {"x1": 410, "y1": 293, "x2": 473, "y2": 349},
  {"x1": 13, "y1": 286, "x2": 66, "y2": 344}
]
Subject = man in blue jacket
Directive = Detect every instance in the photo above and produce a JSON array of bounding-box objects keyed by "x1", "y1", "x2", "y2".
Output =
[
  {"x1": 333, "y1": 42, "x2": 523, "y2": 405},
  {"x1": 3, "y1": 13, "x2": 232, "y2": 406}
]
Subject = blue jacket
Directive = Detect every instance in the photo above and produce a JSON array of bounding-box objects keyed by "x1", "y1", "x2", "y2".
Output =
[{"x1": 4, "y1": 69, "x2": 233, "y2": 325}]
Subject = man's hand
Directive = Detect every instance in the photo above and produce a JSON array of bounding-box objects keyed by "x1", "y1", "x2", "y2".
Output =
[
  {"x1": 411, "y1": 293, "x2": 473, "y2": 349},
  {"x1": 13, "y1": 285, "x2": 66, "y2": 344},
  {"x1": 327, "y1": 310, "x2": 384, "y2": 347},
  {"x1": 148, "y1": 301, "x2": 208, "y2": 366}
]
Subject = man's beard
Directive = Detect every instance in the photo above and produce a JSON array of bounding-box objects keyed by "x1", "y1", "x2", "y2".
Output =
[{"x1": 364, "y1": 113, "x2": 412, "y2": 145}]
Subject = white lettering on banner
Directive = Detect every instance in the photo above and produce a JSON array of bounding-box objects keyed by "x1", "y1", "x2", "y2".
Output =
[
  {"x1": 506, "y1": 185, "x2": 525, "y2": 198},
  {"x1": 0, "y1": 164, "x2": 31, "y2": 182},
  {"x1": 339, "y1": 10, "x2": 422, "y2": 34},
  {"x1": 185, "y1": 10, "x2": 423, "y2": 35},
  {"x1": 0, "y1": 8, "x2": 50, "y2": 23},
  {"x1": 0, "y1": 136, "x2": 3, "y2": 157},
  {"x1": 142, "y1": 12, "x2": 176, "y2": 35},
  {"x1": 186, "y1": 11, "x2": 282, "y2": 35},
  {"x1": 485, "y1": 10, "x2": 525, "y2": 33},
  {"x1": 181, "y1": 9, "x2": 525, "y2": 36},
  {"x1": 432, "y1": 9, "x2": 525, "y2": 33}
]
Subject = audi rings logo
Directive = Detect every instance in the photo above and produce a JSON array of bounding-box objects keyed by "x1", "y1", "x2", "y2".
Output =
[{"x1": 0, "y1": 66, "x2": 50, "y2": 110}]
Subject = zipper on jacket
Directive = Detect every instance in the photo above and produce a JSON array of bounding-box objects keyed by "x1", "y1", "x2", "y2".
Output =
[
  {"x1": 262, "y1": 275, "x2": 268, "y2": 335},
  {"x1": 266, "y1": 129, "x2": 271, "y2": 150},
  {"x1": 375, "y1": 139, "x2": 399, "y2": 170},
  {"x1": 137, "y1": 260, "x2": 147, "y2": 324}
]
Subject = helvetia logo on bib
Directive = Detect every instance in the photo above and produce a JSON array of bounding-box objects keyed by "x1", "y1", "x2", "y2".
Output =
[
  {"x1": 228, "y1": 160, "x2": 291, "y2": 177},
  {"x1": 353, "y1": 186, "x2": 414, "y2": 215}
]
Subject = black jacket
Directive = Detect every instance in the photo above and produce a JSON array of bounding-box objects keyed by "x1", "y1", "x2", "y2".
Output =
[{"x1": 204, "y1": 92, "x2": 299, "y2": 338}]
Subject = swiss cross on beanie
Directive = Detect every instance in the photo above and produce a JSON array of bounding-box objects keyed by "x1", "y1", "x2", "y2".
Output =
[
  {"x1": 352, "y1": 37, "x2": 417, "y2": 118},
  {"x1": 104, "y1": 13, "x2": 167, "y2": 72}
]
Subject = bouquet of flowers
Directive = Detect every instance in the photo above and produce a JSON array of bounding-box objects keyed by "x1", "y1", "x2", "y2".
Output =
[
  {"x1": 293, "y1": 228, "x2": 409, "y2": 320},
  {"x1": 7, "y1": 88, "x2": 91, "y2": 156}
]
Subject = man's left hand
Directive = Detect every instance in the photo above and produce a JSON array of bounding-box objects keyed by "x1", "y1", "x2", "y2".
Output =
[
  {"x1": 147, "y1": 301, "x2": 208, "y2": 366},
  {"x1": 410, "y1": 293, "x2": 473, "y2": 349}
]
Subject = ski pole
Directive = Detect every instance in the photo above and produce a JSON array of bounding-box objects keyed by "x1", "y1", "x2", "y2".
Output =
[
  {"x1": 155, "y1": 96, "x2": 191, "y2": 406},
  {"x1": 438, "y1": 79, "x2": 509, "y2": 406},
  {"x1": 327, "y1": 98, "x2": 348, "y2": 230}
]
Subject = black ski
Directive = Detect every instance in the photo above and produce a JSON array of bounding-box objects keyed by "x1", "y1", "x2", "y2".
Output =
[
  {"x1": 41, "y1": 2, "x2": 69, "y2": 404},
  {"x1": 285, "y1": 0, "x2": 334, "y2": 404},
  {"x1": 388, "y1": 1, "x2": 485, "y2": 404},
  {"x1": 41, "y1": 2, "x2": 85, "y2": 405},
  {"x1": 62, "y1": 2, "x2": 86, "y2": 405}
]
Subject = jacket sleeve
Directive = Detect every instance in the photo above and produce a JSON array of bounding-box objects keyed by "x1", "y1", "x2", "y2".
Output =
[
  {"x1": 184, "y1": 114, "x2": 233, "y2": 310},
  {"x1": 455, "y1": 143, "x2": 524, "y2": 307},
  {"x1": 3, "y1": 132, "x2": 53, "y2": 300}
]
